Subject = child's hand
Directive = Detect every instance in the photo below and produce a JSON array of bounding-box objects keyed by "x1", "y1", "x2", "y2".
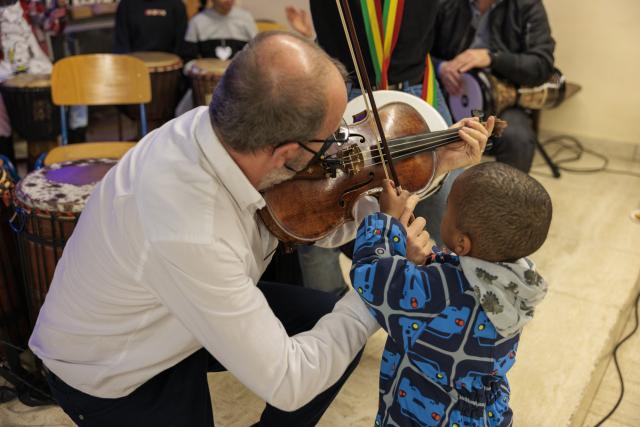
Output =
[
  {"x1": 379, "y1": 179, "x2": 419, "y2": 222},
  {"x1": 405, "y1": 217, "x2": 433, "y2": 265}
]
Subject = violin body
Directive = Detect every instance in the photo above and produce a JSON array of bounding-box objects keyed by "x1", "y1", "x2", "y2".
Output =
[{"x1": 260, "y1": 101, "x2": 441, "y2": 244}]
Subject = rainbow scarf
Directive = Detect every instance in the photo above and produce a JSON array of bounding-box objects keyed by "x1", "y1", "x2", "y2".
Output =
[{"x1": 359, "y1": 0, "x2": 437, "y2": 107}]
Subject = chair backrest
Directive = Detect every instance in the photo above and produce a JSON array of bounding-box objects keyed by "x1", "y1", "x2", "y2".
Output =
[
  {"x1": 42, "y1": 142, "x2": 136, "y2": 167},
  {"x1": 255, "y1": 19, "x2": 288, "y2": 33},
  {"x1": 51, "y1": 54, "x2": 151, "y2": 106}
]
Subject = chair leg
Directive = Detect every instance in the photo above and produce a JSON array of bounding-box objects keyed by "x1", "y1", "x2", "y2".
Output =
[{"x1": 536, "y1": 139, "x2": 561, "y2": 178}]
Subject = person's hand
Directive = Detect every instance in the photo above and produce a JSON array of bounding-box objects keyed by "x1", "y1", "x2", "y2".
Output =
[
  {"x1": 435, "y1": 116, "x2": 496, "y2": 174},
  {"x1": 404, "y1": 216, "x2": 432, "y2": 265},
  {"x1": 285, "y1": 6, "x2": 314, "y2": 39},
  {"x1": 450, "y1": 48, "x2": 492, "y2": 73},
  {"x1": 438, "y1": 60, "x2": 463, "y2": 96},
  {"x1": 379, "y1": 179, "x2": 418, "y2": 221}
]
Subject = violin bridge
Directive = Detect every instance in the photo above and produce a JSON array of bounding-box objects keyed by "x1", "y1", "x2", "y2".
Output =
[{"x1": 339, "y1": 145, "x2": 365, "y2": 175}]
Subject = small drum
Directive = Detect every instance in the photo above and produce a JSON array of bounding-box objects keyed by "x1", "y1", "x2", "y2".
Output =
[
  {"x1": 125, "y1": 52, "x2": 183, "y2": 128},
  {"x1": 447, "y1": 69, "x2": 569, "y2": 122},
  {"x1": 12, "y1": 158, "x2": 117, "y2": 325},
  {"x1": 187, "y1": 59, "x2": 230, "y2": 107},
  {"x1": 0, "y1": 74, "x2": 60, "y2": 167},
  {"x1": 0, "y1": 159, "x2": 29, "y2": 356}
]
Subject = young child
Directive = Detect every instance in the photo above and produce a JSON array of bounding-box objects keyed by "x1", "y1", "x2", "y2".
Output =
[{"x1": 351, "y1": 162, "x2": 552, "y2": 427}]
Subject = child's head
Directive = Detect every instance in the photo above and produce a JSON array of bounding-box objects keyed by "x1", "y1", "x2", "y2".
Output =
[{"x1": 440, "y1": 162, "x2": 552, "y2": 262}]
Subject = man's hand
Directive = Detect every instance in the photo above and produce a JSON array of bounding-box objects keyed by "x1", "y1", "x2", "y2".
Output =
[
  {"x1": 450, "y1": 48, "x2": 492, "y2": 73},
  {"x1": 435, "y1": 116, "x2": 495, "y2": 174},
  {"x1": 438, "y1": 61, "x2": 463, "y2": 96},
  {"x1": 285, "y1": 6, "x2": 314, "y2": 39}
]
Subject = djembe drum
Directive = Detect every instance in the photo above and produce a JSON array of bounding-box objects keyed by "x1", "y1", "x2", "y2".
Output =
[
  {"x1": 0, "y1": 74, "x2": 60, "y2": 168},
  {"x1": 447, "y1": 69, "x2": 570, "y2": 122},
  {"x1": 0, "y1": 159, "x2": 29, "y2": 361},
  {"x1": 126, "y1": 52, "x2": 183, "y2": 129},
  {"x1": 187, "y1": 59, "x2": 230, "y2": 107},
  {"x1": 12, "y1": 158, "x2": 117, "y2": 325}
]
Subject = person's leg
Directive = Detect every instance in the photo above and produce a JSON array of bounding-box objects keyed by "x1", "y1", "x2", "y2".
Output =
[
  {"x1": 47, "y1": 349, "x2": 214, "y2": 427},
  {"x1": 253, "y1": 281, "x2": 364, "y2": 426},
  {"x1": 402, "y1": 81, "x2": 453, "y2": 127},
  {"x1": 297, "y1": 245, "x2": 347, "y2": 294},
  {"x1": 487, "y1": 107, "x2": 536, "y2": 173}
]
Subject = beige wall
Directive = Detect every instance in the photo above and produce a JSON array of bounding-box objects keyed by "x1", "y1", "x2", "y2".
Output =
[
  {"x1": 238, "y1": 1, "x2": 640, "y2": 146},
  {"x1": 540, "y1": 0, "x2": 640, "y2": 145},
  {"x1": 239, "y1": 0, "x2": 309, "y2": 31}
]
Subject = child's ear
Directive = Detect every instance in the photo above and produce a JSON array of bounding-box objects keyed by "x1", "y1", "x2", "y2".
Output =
[{"x1": 454, "y1": 232, "x2": 472, "y2": 256}]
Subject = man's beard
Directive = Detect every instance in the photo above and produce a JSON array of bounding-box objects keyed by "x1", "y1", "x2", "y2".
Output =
[{"x1": 257, "y1": 155, "x2": 309, "y2": 191}]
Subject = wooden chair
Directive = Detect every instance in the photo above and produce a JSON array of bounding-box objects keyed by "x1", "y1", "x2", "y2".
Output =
[
  {"x1": 255, "y1": 19, "x2": 289, "y2": 33},
  {"x1": 51, "y1": 54, "x2": 152, "y2": 145},
  {"x1": 41, "y1": 142, "x2": 136, "y2": 166}
]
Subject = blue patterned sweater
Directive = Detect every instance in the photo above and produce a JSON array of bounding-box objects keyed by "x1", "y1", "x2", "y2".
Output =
[{"x1": 351, "y1": 213, "x2": 547, "y2": 427}]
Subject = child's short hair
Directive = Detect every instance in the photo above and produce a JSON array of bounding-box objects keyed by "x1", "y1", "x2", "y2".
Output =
[{"x1": 450, "y1": 162, "x2": 552, "y2": 262}]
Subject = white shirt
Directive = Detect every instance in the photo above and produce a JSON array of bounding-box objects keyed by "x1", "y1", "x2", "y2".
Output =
[
  {"x1": 185, "y1": 8, "x2": 258, "y2": 44},
  {"x1": 29, "y1": 107, "x2": 379, "y2": 411}
]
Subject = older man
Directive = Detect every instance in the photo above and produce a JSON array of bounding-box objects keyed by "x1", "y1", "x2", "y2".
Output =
[{"x1": 29, "y1": 32, "x2": 493, "y2": 426}]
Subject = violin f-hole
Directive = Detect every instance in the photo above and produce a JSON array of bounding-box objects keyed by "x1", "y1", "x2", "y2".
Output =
[{"x1": 339, "y1": 171, "x2": 375, "y2": 207}]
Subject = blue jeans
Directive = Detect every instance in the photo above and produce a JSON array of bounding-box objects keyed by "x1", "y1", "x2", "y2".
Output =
[{"x1": 298, "y1": 81, "x2": 456, "y2": 293}]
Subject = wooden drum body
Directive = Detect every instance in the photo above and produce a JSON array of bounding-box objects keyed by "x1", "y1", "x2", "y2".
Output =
[
  {"x1": 0, "y1": 162, "x2": 29, "y2": 355},
  {"x1": 126, "y1": 52, "x2": 183, "y2": 128},
  {"x1": 0, "y1": 74, "x2": 60, "y2": 166},
  {"x1": 12, "y1": 158, "x2": 117, "y2": 325},
  {"x1": 187, "y1": 59, "x2": 230, "y2": 107}
]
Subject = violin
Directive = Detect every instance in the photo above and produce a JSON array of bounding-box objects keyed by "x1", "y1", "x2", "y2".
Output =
[{"x1": 259, "y1": 102, "x2": 506, "y2": 244}]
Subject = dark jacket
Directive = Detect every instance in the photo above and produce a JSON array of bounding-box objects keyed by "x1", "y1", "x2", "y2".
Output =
[
  {"x1": 432, "y1": 0, "x2": 555, "y2": 86},
  {"x1": 114, "y1": 0, "x2": 187, "y2": 57}
]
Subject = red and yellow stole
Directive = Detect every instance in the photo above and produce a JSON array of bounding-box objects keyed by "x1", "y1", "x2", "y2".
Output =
[{"x1": 359, "y1": 0, "x2": 438, "y2": 107}]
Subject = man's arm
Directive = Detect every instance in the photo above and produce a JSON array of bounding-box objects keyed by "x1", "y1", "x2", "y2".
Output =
[
  {"x1": 490, "y1": 1, "x2": 555, "y2": 86},
  {"x1": 145, "y1": 238, "x2": 378, "y2": 412}
]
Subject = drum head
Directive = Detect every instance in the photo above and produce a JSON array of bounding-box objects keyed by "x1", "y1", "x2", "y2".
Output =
[
  {"x1": 129, "y1": 51, "x2": 183, "y2": 72},
  {"x1": 447, "y1": 73, "x2": 485, "y2": 122},
  {"x1": 15, "y1": 158, "x2": 117, "y2": 214},
  {"x1": 189, "y1": 59, "x2": 230, "y2": 76},
  {"x1": 1, "y1": 73, "x2": 51, "y2": 89}
]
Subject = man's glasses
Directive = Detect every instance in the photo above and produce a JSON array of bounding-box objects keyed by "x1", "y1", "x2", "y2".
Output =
[{"x1": 277, "y1": 119, "x2": 351, "y2": 173}]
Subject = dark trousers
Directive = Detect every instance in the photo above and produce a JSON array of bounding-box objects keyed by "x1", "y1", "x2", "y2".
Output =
[
  {"x1": 47, "y1": 281, "x2": 364, "y2": 427},
  {"x1": 487, "y1": 107, "x2": 537, "y2": 173}
]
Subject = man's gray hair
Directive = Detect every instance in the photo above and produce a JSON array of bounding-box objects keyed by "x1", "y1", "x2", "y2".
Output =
[{"x1": 209, "y1": 31, "x2": 348, "y2": 153}]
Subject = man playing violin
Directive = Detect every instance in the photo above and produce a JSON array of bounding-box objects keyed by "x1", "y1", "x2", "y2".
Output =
[
  {"x1": 29, "y1": 31, "x2": 493, "y2": 426},
  {"x1": 433, "y1": 0, "x2": 555, "y2": 172}
]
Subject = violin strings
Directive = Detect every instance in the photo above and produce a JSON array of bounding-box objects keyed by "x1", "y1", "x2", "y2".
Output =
[
  {"x1": 337, "y1": 129, "x2": 461, "y2": 164},
  {"x1": 339, "y1": 135, "x2": 462, "y2": 170}
]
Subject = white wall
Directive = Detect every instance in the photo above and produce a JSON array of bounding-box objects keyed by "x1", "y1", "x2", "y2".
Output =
[{"x1": 539, "y1": 0, "x2": 640, "y2": 145}]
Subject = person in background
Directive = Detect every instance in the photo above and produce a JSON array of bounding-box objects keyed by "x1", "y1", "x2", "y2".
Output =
[
  {"x1": 183, "y1": 0, "x2": 257, "y2": 61},
  {"x1": 433, "y1": 0, "x2": 555, "y2": 172},
  {"x1": 113, "y1": 0, "x2": 188, "y2": 57}
]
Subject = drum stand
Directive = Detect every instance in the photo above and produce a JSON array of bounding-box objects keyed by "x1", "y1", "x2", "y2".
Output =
[{"x1": 532, "y1": 111, "x2": 561, "y2": 178}]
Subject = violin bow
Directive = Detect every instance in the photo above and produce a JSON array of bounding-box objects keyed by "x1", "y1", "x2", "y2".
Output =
[{"x1": 335, "y1": 0, "x2": 400, "y2": 186}]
